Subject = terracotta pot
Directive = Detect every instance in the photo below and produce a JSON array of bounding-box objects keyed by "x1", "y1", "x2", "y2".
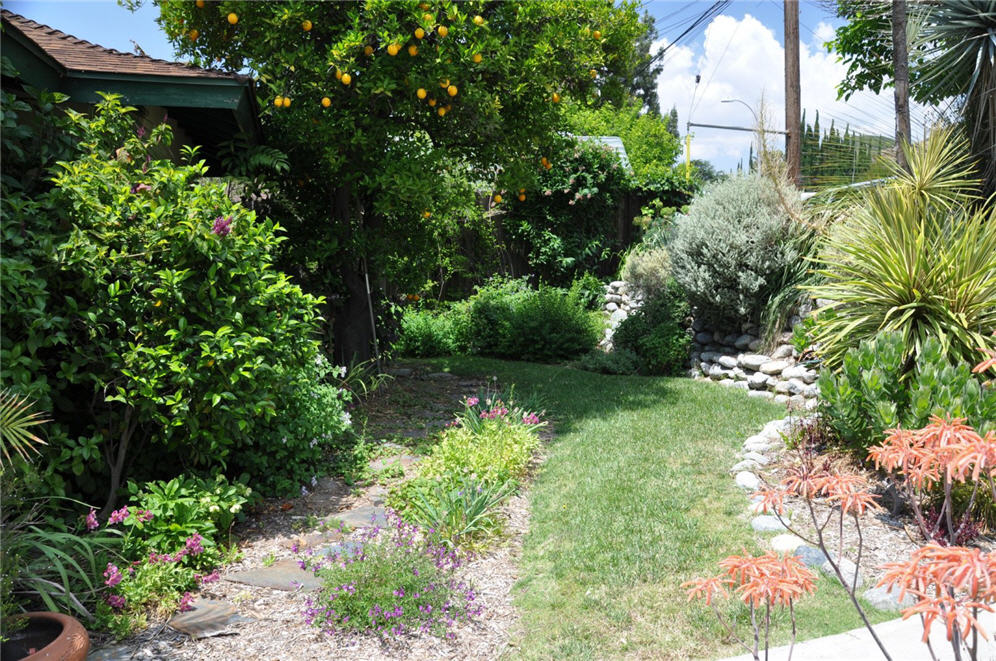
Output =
[{"x1": 0, "y1": 612, "x2": 90, "y2": 661}]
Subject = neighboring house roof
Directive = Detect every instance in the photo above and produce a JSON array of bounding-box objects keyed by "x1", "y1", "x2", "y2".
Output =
[
  {"x1": 574, "y1": 135, "x2": 631, "y2": 169},
  {"x1": 1, "y1": 9, "x2": 261, "y2": 148}
]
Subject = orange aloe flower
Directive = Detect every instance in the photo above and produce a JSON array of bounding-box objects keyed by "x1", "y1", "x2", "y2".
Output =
[{"x1": 972, "y1": 348, "x2": 996, "y2": 375}]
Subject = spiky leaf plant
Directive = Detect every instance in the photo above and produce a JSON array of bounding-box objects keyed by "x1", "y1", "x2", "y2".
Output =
[
  {"x1": 0, "y1": 389, "x2": 48, "y2": 467},
  {"x1": 807, "y1": 127, "x2": 996, "y2": 369}
]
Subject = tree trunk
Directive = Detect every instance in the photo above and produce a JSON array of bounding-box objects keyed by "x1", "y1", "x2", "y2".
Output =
[
  {"x1": 329, "y1": 184, "x2": 377, "y2": 365},
  {"x1": 892, "y1": 0, "x2": 911, "y2": 171},
  {"x1": 784, "y1": 0, "x2": 802, "y2": 187}
]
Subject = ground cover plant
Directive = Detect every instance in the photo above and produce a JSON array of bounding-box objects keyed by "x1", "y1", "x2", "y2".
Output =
[
  {"x1": 410, "y1": 357, "x2": 893, "y2": 658},
  {"x1": 299, "y1": 510, "x2": 481, "y2": 639}
]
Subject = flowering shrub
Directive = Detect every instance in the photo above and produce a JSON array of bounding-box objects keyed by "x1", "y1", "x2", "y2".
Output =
[
  {"x1": 122, "y1": 473, "x2": 251, "y2": 568},
  {"x1": 234, "y1": 353, "x2": 354, "y2": 496},
  {"x1": 300, "y1": 511, "x2": 481, "y2": 639},
  {"x1": 1, "y1": 94, "x2": 324, "y2": 508}
]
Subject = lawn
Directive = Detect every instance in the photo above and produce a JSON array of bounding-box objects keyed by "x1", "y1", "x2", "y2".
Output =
[{"x1": 419, "y1": 357, "x2": 894, "y2": 660}]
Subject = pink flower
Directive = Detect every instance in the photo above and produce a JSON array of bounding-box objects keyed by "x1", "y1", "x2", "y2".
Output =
[
  {"x1": 108, "y1": 507, "x2": 129, "y2": 525},
  {"x1": 544, "y1": 190, "x2": 552, "y2": 196},
  {"x1": 523, "y1": 413, "x2": 541, "y2": 425},
  {"x1": 85, "y1": 508, "x2": 99, "y2": 531},
  {"x1": 177, "y1": 592, "x2": 195, "y2": 613},
  {"x1": 103, "y1": 563, "x2": 123, "y2": 587},
  {"x1": 466, "y1": 396, "x2": 479, "y2": 407},
  {"x1": 184, "y1": 533, "x2": 205, "y2": 556},
  {"x1": 136, "y1": 509, "x2": 154, "y2": 523},
  {"x1": 105, "y1": 594, "x2": 126, "y2": 609},
  {"x1": 196, "y1": 569, "x2": 220, "y2": 584}
]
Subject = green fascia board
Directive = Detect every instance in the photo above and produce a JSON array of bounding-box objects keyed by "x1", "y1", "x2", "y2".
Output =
[
  {"x1": 2, "y1": 28, "x2": 65, "y2": 90},
  {"x1": 62, "y1": 72, "x2": 246, "y2": 109}
]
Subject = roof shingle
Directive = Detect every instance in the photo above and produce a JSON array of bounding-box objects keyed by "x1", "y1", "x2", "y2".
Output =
[{"x1": 2, "y1": 9, "x2": 241, "y2": 81}]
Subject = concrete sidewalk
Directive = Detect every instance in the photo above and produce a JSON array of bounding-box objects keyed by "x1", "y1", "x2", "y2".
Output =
[{"x1": 719, "y1": 610, "x2": 996, "y2": 661}]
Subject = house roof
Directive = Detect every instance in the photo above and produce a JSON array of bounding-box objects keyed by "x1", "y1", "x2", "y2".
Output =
[
  {"x1": 1, "y1": 10, "x2": 261, "y2": 152},
  {"x1": 1, "y1": 9, "x2": 239, "y2": 81}
]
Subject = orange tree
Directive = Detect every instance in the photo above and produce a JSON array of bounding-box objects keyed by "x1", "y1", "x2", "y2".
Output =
[{"x1": 152, "y1": 0, "x2": 644, "y2": 361}]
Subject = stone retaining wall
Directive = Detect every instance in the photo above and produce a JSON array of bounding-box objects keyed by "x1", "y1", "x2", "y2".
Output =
[
  {"x1": 599, "y1": 280, "x2": 819, "y2": 410},
  {"x1": 688, "y1": 328, "x2": 819, "y2": 410}
]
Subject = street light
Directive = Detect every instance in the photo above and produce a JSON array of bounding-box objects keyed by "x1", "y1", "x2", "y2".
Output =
[
  {"x1": 722, "y1": 98, "x2": 758, "y2": 171},
  {"x1": 721, "y1": 98, "x2": 758, "y2": 126}
]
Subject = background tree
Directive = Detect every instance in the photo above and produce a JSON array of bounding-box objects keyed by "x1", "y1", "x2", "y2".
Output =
[
  {"x1": 152, "y1": 0, "x2": 643, "y2": 362},
  {"x1": 626, "y1": 11, "x2": 663, "y2": 115}
]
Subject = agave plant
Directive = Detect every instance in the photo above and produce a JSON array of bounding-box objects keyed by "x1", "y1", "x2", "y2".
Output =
[
  {"x1": 807, "y1": 127, "x2": 996, "y2": 369},
  {"x1": 0, "y1": 389, "x2": 49, "y2": 467}
]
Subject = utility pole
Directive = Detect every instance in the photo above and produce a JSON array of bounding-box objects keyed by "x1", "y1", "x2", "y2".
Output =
[
  {"x1": 891, "y1": 0, "x2": 911, "y2": 170},
  {"x1": 784, "y1": 0, "x2": 801, "y2": 186}
]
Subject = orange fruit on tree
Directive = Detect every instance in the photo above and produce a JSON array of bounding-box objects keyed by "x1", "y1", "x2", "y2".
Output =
[
  {"x1": 321, "y1": 96, "x2": 331, "y2": 107},
  {"x1": 419, "y1": 2, "x2": 429, "y2": 10},
  {"x1": 188, "y1": 28, "x2": 199, "y2": 41},
  {"x1": 417, "y1": 88, "x2": 427, "y2": 99},
  {"x1": 274, "y1": 96, "x2": 283, "y2": 107},
  {"x1": 335, "y1": 68, "x2": 342, "y2": 80},
  {"x1": 439, "y1": 78, "x2": 449, "y2": 88},
  {"x1": 445, "y1": 104, "x2": 452, "y2": 111},
  {"x1": 428, "y1": 98, "x2": 437, "y2": 107},
  {"x1": 227, "y1": 12, "x2": 238, "y2": 25},
  {"x1": 302, "y1": 20, "x2": 312, "y2": 32},
  {"x1": 387, "y1": 43, "x2": 400, "y2": 56},
  {"x1": 415, "y1": 27, "x2": 425, "y2": 39},
  {"x1": 447, "y1": 84, "x2": 457, "y2": 97},
  {"x1": 195, "y1": 0, "x2": 204, "y2": 7},
  {"x1": 364, "y1": 45, "x2": 374, "y2": 56},
  {"x1": 552, "y1": 92, "x2": 560, "y2": 103},
  {"x1": 493, "y1": 193, "x2": 502, "y2": 203},
  {"x1": 592, "y1": 29, "x2": 601, "y2": 39},
  {"x1": 590, "y1": 68, "x2": 597, "y2": 79},
  {"x1": 408, "y1": 45, "x2": 418, "y2": 56},
  {"x1": 473, "y1": 15, "x2": 484, "y2": 26},
  {"x1": 519, "y1": 188, "x2": 525, "y2": 193},
  {"x1": 341, "y1": 73, "x2": 352, "y2": 85},
  {"x1": 518, "y1": 194, "x2": 526, "y2": 201},
  {"x1": 472, "y1": 53, "x2": 482, "y2": 64},
  {"x1": 423, "y1": 13, "x2": 433, "y2": 22},
  {"x1": 437, "y1": 107, "x2": 446, "y2": 116},
  {"x1": 437, "y1": 25, "x2": 449, "y2": 37},
  {"x1": 422, "y1": 210, "x2": 431, "y2": 218}
]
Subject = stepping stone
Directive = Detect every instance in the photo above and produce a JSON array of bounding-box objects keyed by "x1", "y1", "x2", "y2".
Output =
[
  {"x1": 735, "y1": 471, "x2": 761, "y2": 491},
  {"x1": 863, "y1": 585, "x2": 916, "y2": 612},
  {"x1": 332, "y1": 505, "x2": 388, "y2": 529},
  {"x1": 366, "y1": 485, "x2": 388, "y2": 506},
  {"x1": 385, "y1": 367, "x2": 413, "y2": 377},
  {"x1": 280, "y1": 528, "x2": 344, "y2": 551},
  {"x1": 321, "y1": 541, "x2": 363, "y2": 560},
  {"x1": 225, "y1": 559, "x2": 321, "y2": 591},
  {"x1": 794, "y1": 545, "x2": 830, "y2": 568},
  {"x1": 751, "y1": 515, "x2": 789, "y2": 533},
  {"x1": 822, "y1": 557, "x2": 863, "y2": 589},
  {"x1": 771, "y1": 534, "x2": 805, "y2": 553},
  {"x1": 168, "y1": 599, "x2": 253, "y2": 639}
]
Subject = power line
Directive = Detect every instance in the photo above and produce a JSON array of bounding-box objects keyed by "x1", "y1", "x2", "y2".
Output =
[{"x1": 635, "y1": 0, "x2": 731, "y2": 80}]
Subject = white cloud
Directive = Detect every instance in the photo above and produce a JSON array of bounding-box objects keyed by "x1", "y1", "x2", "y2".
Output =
[{"x1": 655, "y1": 13, "x2": 934, "y2": 174}]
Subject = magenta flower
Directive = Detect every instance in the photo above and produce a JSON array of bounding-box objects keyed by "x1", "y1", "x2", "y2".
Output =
[
  {"x1": 184, "y1": 533, "x2": 205, "y2": 556},
  {"x1": 105, "y1": 594, "x2": 126, "y2": 609},
  {"x1": 212, "y1": 215, "x2": 233, "y2": 237},
  {"x1": 136, "y1": 125, "x2": 146, "y2": 138},
  {"x1": 177, "y1": 592, "x2": 195, "y2": 613},
  {"x1": 195, "y1": 569, "x2": 220, "y2": 584},
  {"x1": 103, "y1": 563, "x2": 123, "y2": 587},
  {"x1": 136, "y1": 509, "x2": 154, "y2": 523},
  {"x1": 523, "y1": 413, "x2": 541, "y2": 425},
  {"x1": 466, "y1": 396, "x2": 479, "y2": 407},
  {"x1": 108, "y1": 507, "x2": 129, "y2": 525},
  {"x1": 85, "y1": 508, "x2": 99, "y2": 531}
]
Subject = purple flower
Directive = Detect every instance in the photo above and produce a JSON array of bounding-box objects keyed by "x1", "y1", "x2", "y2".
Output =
[
  {"x1": 136, "y1": 125, "x2": 146, "y2": 138},
  {"x1": 177, "y1": 591, "x2": 195, "y2": 613},
  {"x1": 196, "y1": 569, "x2": 220, "y2": 584},
  {"x1": 85, "y1": 508, "x2": 99, "y2": 531},
  {"x1": 103, "y1": 563, "x2": 123, "y2": 587},
  {"x1": 212, "y1": 215, "x2": 233, "y2": 237},
  {"x1": 108, "y1": 507, "x2": 129, "y2": 525},
  {"x1": 137, "y1": 509, "x2": 154, "y2": 523},
  {"x1": 105, "y1": 594, "x2": 126, "y2": 609}
]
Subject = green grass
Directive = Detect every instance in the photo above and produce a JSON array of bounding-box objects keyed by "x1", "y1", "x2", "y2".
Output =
[{"x1": 416, "y1": 357, "x2": 895, "y2": 660}]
